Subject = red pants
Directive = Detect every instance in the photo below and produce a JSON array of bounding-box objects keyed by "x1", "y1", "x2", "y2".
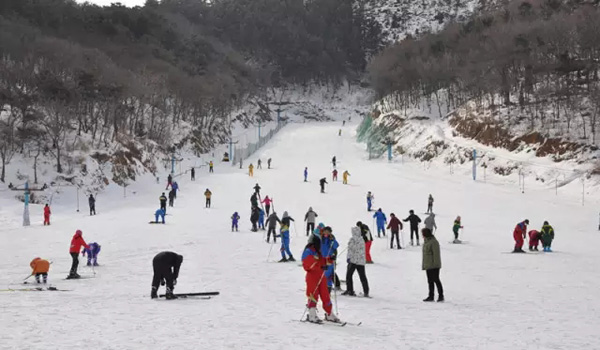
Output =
[
  {"x1": 43, "y1": 214, "x2": 50, "y2": 225},
  {"x1": 514, "y1": 233, "x2": 524, "y2": 250},
  {"x1": 528, "y1": 232, "x2": 539, "y2": 248},
  {"x1": 365, "y1": 241, "x2": 373, "y2": 263},
  {"x1": 306, "y1": 274, "x2": 332, "y2": 314}
]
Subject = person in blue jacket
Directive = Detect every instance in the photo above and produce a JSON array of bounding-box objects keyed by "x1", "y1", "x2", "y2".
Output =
[
  {"x1": 155, "y1": 208, "x2": 166, "y2": 224},
  {"x1": 83, "y1": 242, "x2": 102, "y2": 266},
  {"x1": 231, "y1": 212, "x2": 240, "y2": 232},
  {"x1": 304, "y1": 167, "x2": 308, "y2": 182},
  {"x1": 258, "y1": 208, "x2": 265, "y2": 230},
  {"x1": 171, "y1": 182, "x2": 179, "y2": 198},
  {"x1": 320, "y1": 226, "x2": 340, "y2": 292},
  {"x1": 373, "y1": 208, "x2": 387, "y2": 237},
  {"x1": 278, "y1": 224, "x2": 295, "y2": 262}
]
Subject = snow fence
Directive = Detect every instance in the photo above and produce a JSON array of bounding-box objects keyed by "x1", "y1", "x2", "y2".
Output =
[{"x1": 232, "y1": 122, "x2": 287, "y2": 166}]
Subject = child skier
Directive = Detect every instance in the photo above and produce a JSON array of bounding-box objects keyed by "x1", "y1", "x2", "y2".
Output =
[
  {"x1": 30, "y1": 257, "x2": 50, "y2": 284},
  {"x1": 332, "y1": 169, "x2": 338, "y2": 181},
  {"x1": 540, "y1": 221, "x2": 555, "y2": 252},
  {"x1": 528, "y1": 230, "x2": 540, "y2": 251},
  {"x1": 231, "y1": 212, "x2": 240, "y2": 232},
  {"x1": 512, "y1": 219, "x2": 529, "y2": 253},
  {"x1": 83, "y1": 242, "x2": 101, "y2": 266},
  {"x1": 304, "y1": 167, "x2": 308, "y2": 182},
  {"x1": 204, "y1": 189, "x2": 212, "y2": 208},
  {"x1": 154, "y1": 208, "x2": 166, "y2": 224},
  {"x1": 257, "y1": 159, "x2": 262, "y2": 169},
  {"x1": 452, "y1": 216, "x2": 463, "y2": 243},
  {"x1": 373, "y1": 208, "x2": 387, "y2": 238},
  {"x1": 68, "y1": 230, "x2": 89, "y2": 279},
  {"x1": 278, "y1": 224, "x2": 295, "y2": 262},
  {"x1": 366, "y1": 192, "x2": 374, "y2": 211},
  {"x1": 342, "y1": 171, "x2": 350, "y2": 185},
  {"x1": 387, "y1": 213, "x2": 403, "y2": 249},
  {"x1": 261, "y1": 196, "x2": 273, "y2": 216},
  {"x1": 258, "y1": 208, "x2": 266, "y2": 230},
  {"x1": 43, "y1": 204, "x2": 51, "y2": 226}
]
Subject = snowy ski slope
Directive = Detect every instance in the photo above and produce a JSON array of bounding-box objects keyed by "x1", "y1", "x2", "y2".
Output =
[{"x1": 1, "y1": 122, "x2": 599, "y2": 349}]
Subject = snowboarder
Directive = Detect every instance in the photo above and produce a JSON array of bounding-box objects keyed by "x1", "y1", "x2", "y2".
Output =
[
  {"x1": 278, "y1": 224, "x2": 295, "y2": 262},
  {"x1": 261, "y1": 196, "x2": 273, "y2": 216},
  {"x1": 258, "y1": 208, "x2": 266, "y2": 230},
  {"x1": 248, "y1": 163, "x2": 254, "y2": 177},
  {"x1": 43, "y1": 204, "x2": 51, "y2": 225},
  {"x1": 342, "y1": 226, "x2": 370, "y2": 297},
  {"x1": 387, "y1": 213, "x2": 403, "y2": 249},
  {"x1": 528, "y1": 230, "x2": 540, "y2": 251},
  {"x1": 319, "y1": 178, "x2": 328, "y2": 193},
  {"x1": 513, "y1": 219, "x2": 529, "y2": 253},
  {"x1": 67, "y1": 230, "x2": 89, "y2": 279},
  {"x1": 403, "y1": 210, "x2": 422, "y2": 246},
  {"x1": 267, "y1": 158, "x2": 272, "y2": 169},
  {"x1": 209, "y1": 161, "x2": 214, "y2": 173},
  {"x1": 154, "y1": 208, "x2": 166, "y2": 224},
  {"x1": 89, "y1": 194, "x2": 96, "y2": 216},
  {"x1": 168, "y1": 189, "x2": 175, "y2": 207},
  {"x1": 427, "y1": 194, "x2": 434, "y2": 213},
  {"x1": 540, "y1": 221, "x2": 555, "y2": 252},
  {"x1": 342, "y1": 171, "x2": 350, "y2": 185},
  {"x1": 373, "y1": 209, "x2": 387, "y2": 238},
  {"x1": 83, "y1": 242, "x2": 101, "y2": 266},
  {"x1": 253, "y1": 183, "x2": 261, "y2": 195},
  {"x1": 452, "y1": 216, "x2": 463, "y2": 243},
  {"x1": 357, "y1": 222, "x2": 374, "y2": 264},
  {"x1": 320, "y1": 226, "x2": 339, "y2": 292},
  {"x1": 166, "y1": 174, "x2": 173, "y2": 190},
  {"x1": 265, "y1": 212, "x2": 281, "y2": 243},
  {"x1": 190, "y1": 167, "x2": 195, "y2": 181},
  {"x1": 422, "y1": 228, "x2": 444, "y2": 302},
  {"x1": 231, "y1": 212, "x2": 240, "y2": 232},
  {"x1": 302, "y1": 234, "x2": 340, "y2": 323},
  {"x1": 332, "y1": 169, "x2": 338, "y2": 181},
  {"x1": 366, "y1": 192, "x2": 374, "y2": 212},
  {"x1": 30, "y1": 257, "x2": 50, "y2": 284},
  {"x1": 204, "y1": 189, "x2": 212, "y2": 208},
  {"x1": 257, "y1": 159, "x2": 262, "y2": 169},
  {"x1": 250, "y1": 206, "x2": 259, "y2": 232},
  {"x1": 424, "y1": 213, "x2": 437, "y2": 232},
  {"x1": 304, "y1": 207, "x2": 318, "y2": 236},
  {"x1": 332, "y1": 156, "x2": 337, "y2": 168},
  {"x1": 159, "y1": 193, "x2": 167, "y2": 214},
  {"x1": 151, "y1": 251, "x2": 183, "y2": 300},
  {"x1": 171, "y1": 181, "x2": 179, "y2": 198},
  {"x1": 304, "y1": 167, "x2": 308, "y2": 182}
]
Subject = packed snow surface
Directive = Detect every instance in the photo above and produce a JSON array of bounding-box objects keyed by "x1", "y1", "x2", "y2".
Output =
[{"x1": 2, "y1": 122, "x2": 599, "y2": 349}]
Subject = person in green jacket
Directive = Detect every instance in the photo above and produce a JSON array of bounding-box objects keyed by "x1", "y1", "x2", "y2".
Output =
[
  {"x1": 540, "y1": 221, "x2": 555, "y2": 252},
  {"x1": 422, "y1": 228, "x2": 444, "y2": 302},
  {"x1": 452, "y1": 216, "x2": 463, "y2": 243}
]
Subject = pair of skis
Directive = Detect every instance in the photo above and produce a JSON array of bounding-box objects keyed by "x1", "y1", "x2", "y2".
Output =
[
  {"x1": 1, "y1": 286, "x2": 70, "y2": 292},
  {"x1": 158, "y1": 291, "x2": 220, "y2": 299},
  {"x1": 295, "y1": 318, "x2": 362, "y2": 327}
]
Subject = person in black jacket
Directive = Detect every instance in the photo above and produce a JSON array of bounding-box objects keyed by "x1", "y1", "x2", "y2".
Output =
[
  {"x1": 88, "y1": 194, "x2": 96, "y2": 216},
  {"x1": 403, "y1": 210, "x2": 422, "y2": 246},
  {"x1": 250, "y1": 206, "x2": 260, "y2": 232},
  {"x1": 265, "y1": 212, "x2": 281, "y2": 243},
  {"x1": 151, "y1": 251, "x2": 183, "y2": 300},
  {"x1": 254, "y1": 183, "x2": 261, "y2": 195},
  {"x1": 319, "y1": 178, "x2": 328, "y2": 193},
  {"x1": 159, "y1": 193, "x2": 167, "y2": 214},
  {"x1": 168, "y1": 189, "x2": 175, "y2": 207}
]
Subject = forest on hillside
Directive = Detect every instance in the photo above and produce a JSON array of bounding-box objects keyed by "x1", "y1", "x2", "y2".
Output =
[{"x1": 0, "y1": 0, "x2": 383, "y2": 182}]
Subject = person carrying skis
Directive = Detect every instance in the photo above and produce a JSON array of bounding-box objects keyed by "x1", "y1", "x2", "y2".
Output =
[
  {"x1": 154, "y1": 208, "x2": 166, "y2": 224},
  {"x1": 427, "y1": 194, "x2": 434, "y2": 213},
  {"x1": 204, "y1": 189, "x2": 212, "y2": 208},
  {"x1": 342, "y1": 225, "x2": 370, "y2": 297},
  {"x1": 68, "y1": 230, "x2": 89, "y2": 279},
  {"x1": 366, "y1": 192, "x2": 374, "y2": 211},
  {"x1": 171, "y1": 181, "x2": 179, "y2": 198},
  {"x1": 424, "y1": 213, "x2": 437, "y2": 232},
  {"x1": 151, "y1": 251, "x2": 183, "y2": 300},
  {"x1": 302, "y1": 234, "x2": 340, "y2": 323},
  {"x1": 190, "y1": 167, "x2": 195, "y2": 180},
  {"x1": 320, "y1": 226, "x2": 339, "y2": 292},
  {"x1": 332, "y1": 156, "x2": 337, "y2": 168},
  {"x1": 342, "y1": 171, "x2": 350, "y2": 185},
  {"x1": 258, "y1": 208, "x2": 265, "y2": 230},
  {"x1": 231, "y1": 212, "x2": 240, "y2": 232},
  {"x1": 513, "y1": 219, "x2": 529, "y2": 253},
  {"x1": 168, "y1": 189, "x2": 175, "y2": 207},
  {"x1": 540, "y1": 221, "x2": 555, "y2": 252},
  {"x1": 422, "y1": 228, "x2": 444, "y2": 302},
  {"x1": 159, "y1": 193, "x2": 167, "y2": 213},
  {"x1": 265, "y1": 212, "x2": 281, "y2": 243},
  {"x1": 43, "y1": 204, "x2": 51, "y2": 225},
  {"x1": 248, "y1": 163, "x2": 254, "y2": 177},
  {"x1": 319, "y1": 178, "x2": 328, "y2": 193},
  {"x1": 403, "y1": 210, "x2": 422, "y2": 246},
  {"x1": 304, "y1": 207, "x2": 318, "y2": 236},
  {"x1": 83, "y1": 242, "x2": 101, "y2": 266},
  {"x1": 253, "y1": 183, "x2": 261, "y2": 195},
  {"x1": 89, "y1": 194, "x2": 96, "y2": 216},
  {"x1": 166, "y1": 174, "x2": 173, "y2": 190},
  {"x1": 278, "y1": 224, "x2": 295, "y2": 262},
  {"x1": 261, "y1": 195, "x2": 273, "y2": 216},
  {"x1": 373, "y1": 208, "x2": 387, "y2": 238},
  {"x1": 30, "y1": 257, "x2": 50, "y2": 284},
  {"x1": 332, "y1": 169, "x2": 338, "y2": 181},
  {"x1": 209, "y1": 161, "x2": 214, "y2": 173},
  {"x1": 357, "y1": 222, "x2": 374, "y2": 264},
  {"x1": 304, "y1": 167, "x2": 308, "y2": 182},
  {"x1": 257, "y1": 159, "x2": 262, "y2": 169},
  {"x1": 268, "y1": 158, "x2": 272, "y2": 169},
  {"x1": 453, "y1": 216, "x2": 463, "y2": 243},
  {"x1": 250, "y1": 206, "x2": 259, "y2": 232},
  {"x1": 528, "y1": 230, "x2": 540, "y2": 251},
  {"x1": 387, "y1": 213, "x2": 403, "y2": 249}
]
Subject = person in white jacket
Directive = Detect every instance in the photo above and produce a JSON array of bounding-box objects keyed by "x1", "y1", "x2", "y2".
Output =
[{"x1": 342, "y1": 226, "x2": 370, "y2": 297}]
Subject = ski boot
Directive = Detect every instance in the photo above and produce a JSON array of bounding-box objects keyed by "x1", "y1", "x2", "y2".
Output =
[
  {"x1": 325, "y1": 312, "x2": 341, "y2": 323},
  {"x1": 165, "y1": 288, "x2": 177, "y2": 300},
  {"x1": 287, "y1": 256, "x2": 296, "y2": 262},
  {"x1": 307, "y1": 308, "x2": 322, "y2": 323},
  {"x1": 87, "y1": 262, "x2": 92, "y2": 266},
  {"x1": 416, "y1": 240, "x2": 420, "y2": 246},
  {"x1": 35, "y1": 275, "x2": 41, "y2": 284},
  {"x1": 66, "y1": 273, "x2": 80, "y2": 280},
  {"x1": 342, "y1": 290, "x2": 356, "y2": 296},
  {"x1": 42, "y1": 275, "x2": 47, "y2": 284},
  {"x1": 278, "y1": 257, "x2": 288, "y2": 262},
  {"x1": 437, "y1": 295, "x2": 445, "y2": 302},
  {"x1": 423, "y1": 296, "x2": 434, "y2": 302},
  {"x1": 93, "y1": 262, "x2": 99, "y2": 266},
  {"x1": 410, "y1": 240, "x2": 414, "y2": 246},
  {"x1": 546, "y1": 247, "x2": 552, "y2": 252},
  {"x1": 151, "y1": 287, "x2": 158, "y2": 299}
]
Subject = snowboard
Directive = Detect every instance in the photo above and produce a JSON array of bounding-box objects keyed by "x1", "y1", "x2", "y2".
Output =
[
  {"x1": 158, "y1": 291, "x2": 220, "y2": 298},
  {"x1": 149, "y1": 221, "x2": 165, "y2": 224}
]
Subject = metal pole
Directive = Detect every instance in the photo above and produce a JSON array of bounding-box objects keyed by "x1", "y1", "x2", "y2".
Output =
[
  {"x1": 171, "y1": 155, "x2": 175, "y2": 174},
  {"x1": 23, "y1": 181, "x2": 30, "y2": 227},
  {"x1": 77, "y1": 187, "x2": 80, "y2": 212},
  {"x1": 258, "y1": 121, "x2": 261, "y2": 140},
  {"x1": 472, "y1": 149, "x2": 477, "y2": 180},
  {"x1": 582, "y1": 178, "x2": 585, "y2": 206}
]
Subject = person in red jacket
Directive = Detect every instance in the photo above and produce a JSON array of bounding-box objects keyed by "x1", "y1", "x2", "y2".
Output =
[
  {"x1": 68, "y1": 230, "x2": 90, "y2": 279},
  {"x1": 261, "y1": 196, "x2": 273, "y2": 216},
  {"x1": 387, "y1": 213, "x2": 403, "y2": 249},
  {"x1": 43, "y1": 204, "x2": 51, "y2": 226},
  {"x1": 513, "y1": 219, "x2": 529, "y2": 253},
  {"x1": 528, "y1": 230, "x2": 540, "y2": 251},
  {"x1": 332, "y1": 169, "x2": 338, "y2": 181}
]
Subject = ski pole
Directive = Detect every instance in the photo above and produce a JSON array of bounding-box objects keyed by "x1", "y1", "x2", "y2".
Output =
[
  {"x1": 23, "y1": 274, "x2": 33, "y2": 282},
  {"x1": 293, "y1": 221, "x2": 298, "y2": 238},
  {"x1": 300, "y1": 268, "x2": 327, "y2": 321},
  {"x1": 266, "y1": 242, "x2": 274, "y2": 262}
]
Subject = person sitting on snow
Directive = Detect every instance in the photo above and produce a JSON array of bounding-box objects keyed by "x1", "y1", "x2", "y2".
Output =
[{"x1": 83, "y1": 242, "x2": 102, "y2": 266}]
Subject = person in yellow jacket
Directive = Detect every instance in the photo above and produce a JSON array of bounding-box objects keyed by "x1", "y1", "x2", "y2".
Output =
[
  {"x1": 249, "y1": 163, "x2": 254, "y2": 177},
  {"x1": 30, "y1": 257, "x2": 50, "y2": 284},
  {"x1": 204, "y1": 189, "x2": 212, "y2": 208},
  {"x1": 342, "y1": 171, "x2": 350, "y2": 184}
]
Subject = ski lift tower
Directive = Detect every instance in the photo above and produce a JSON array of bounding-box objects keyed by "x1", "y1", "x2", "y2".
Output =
[{"x1": 10, "y1": 181, "x2": 47, "y2": 226}]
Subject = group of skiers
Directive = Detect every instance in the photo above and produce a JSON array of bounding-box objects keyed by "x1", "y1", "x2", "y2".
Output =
[
  {"x1": 41, "y1": 194, "x2": 96, "y2": 225},
  {"x1": 513, "y1": 219, "x2": 556, "y2": 253},
  {"x1": 247, "y1": 158, "x2": 273, "y2": 177},
  {"x1": 303, "y1": 156, "x2": 350, "y2": 193}
]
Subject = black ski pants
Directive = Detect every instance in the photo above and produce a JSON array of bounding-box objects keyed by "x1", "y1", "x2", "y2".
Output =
[
  {"x1": 70, "y1": 252, "x2": 79, "y2": 274},
  {"x1": 391, "y1": 230, "x2": 400, "y2": 248},
  {"x1": 267, "y1": 227, "x2": 277, "y2": 242},
  {"x1": 410, "y1": 226, "x2": 419, "y2": 242},
  {"x1": 89, "y1": 205, "x2": 96, "y2": 216},
  {"x1": 426, "y1": 268, "x2": 443, "y2": 298},
  {"x1": 160, "y1": 201, "x2": 167, "y2": 213},
  {"x1": 306, "y1": 222, "x2": 315, "y2": 236},
  {"x1": 152, "y1": 261, "x2": 175, "y2": 291},
  {"x1": 346, "y1": 263, "x2": 369, "y2": 295},
  {"x1": 205, "y1": 198, "x2": 211, "y2": 208}
]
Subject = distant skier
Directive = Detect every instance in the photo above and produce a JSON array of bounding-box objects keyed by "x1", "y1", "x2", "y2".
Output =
[
  {"x1": 304, "y1": 207, "x2": 318, "y2": 236},
  {"x1": 403, "y1": 210, "x2": 422, "y2": 246},
  {"x1": 424, "y1": 213, "x2": 437, "y2": 232},
  {"x1": 427, "y1": 194, "x2": 434, "y2": 214},
  {"x1": 338, "y1": 129, "x2": 342, "y2": 136},
  {"x1": 261, "y1": 195, "x2": 273, "y2": 216},
  {"x1": 89, "y1": 194, "x2": 96, "y2": 216},
  {"x1": 540, "y1": 221, "x2": 555, "y2": 252},
  {"x1": 342, "y1": 225, "x2": 369, "y2": 297},
  {"x1": 512, "y1": 219, "x2": 529, "y2": 253},
  {"x1": 358, "y1": 221, "x2": 374, "y2": 263},
  {"x1": 254, "y1": 183, "x2": 261, "y2": 195},
  {"x1": 168, "y1": 189, "x2": 175, "y2": 207},
  {"x1": 154, "y1": 208, "x2": 166, "y2": 224},
  {"x1": 343, "y1": 120, "x2": 346, "y2": 126},
  {"x1": 528, "y1": 230, "x2": 540, "y2": 251},
  {"x1": 231, "y1": 212, "x2": 240, "y2": 232},
  {"x1": 209, "y1": 161, "x2": 214, "y2": 173},
  {"x1": 67, "y1": 230, "x2": 89, "y2": 279},
  {"x1": 319, "y1": 178, "x2": 328, "y2": 193},
  {"x1": 332, "y1": 169, "x2": 338, "y2": 181},
  {"x1": 250, "y1": 206, "x2": 259, "y2": 232},
  {"x1": 387, "y1": 213, "x2": 403, "y2": 249},
  {"x1": 366, "y1": 192, "x2": 374, "y2": 212},
  {"x1": 190, "y1": 167, "x2": 195, "y2": 181},
  {"x1": 249, "y1": 163, "x2": 254, "y2": 177},
  {"x1": 304, "y1": 167, "x2": 308, "y2": 182},
  {"x1": 373, "y1": 208, "x2": 387, "y2": 238},
  {"x1": 151, "y1": 251, "x2": 183, "y2": 300},
  {"x1": 257, "y1": 159, "x2": 262, "y2": 169},
  {"x1": 258, "y1": 208, "x2": 266, "y2": 230},
  {"x1": 267, "y1": 158, "x2": 272, "y2": 169},
  {"x1": 278, "y1": 224, "x2": 295, "y2": 262},
  {"x1": 83, "y1": 242, "x2": 101, "y2": 266},
  {"x1": 166, "y1": 174, "x2": 173, "y2": 190},
  {"x1": 204, "y1": 189, "x2": 212, "y2": 208},
  {"x1": 342, "y1": 171, "x2": 350, "y2": 185},
  {"x1": 320, "y1": 226, "x2": 339, "y2": 292},
  {"x1": 452, "y1": 216, "x2": 463, "y2": 243},
  {"x1": 332, "y1": 156, "x2": 337, "y2": 168},
  {"x1": 265, "y1": 212, "x2": 281, "y2": 243},
  {"x1": 30, "y1": 257, "x2": 50, "y2": 284},
  {"x1": 171, "y1": 181, "x2": 179, "y2": 198},
  {"x1": 159, "y1": 193, "x2": 167, "y2": 214},
  {"x1": 422, "y1": 228, "x2": 443, "y2": 302},
  {"x1": 43, "y1": 204, "x2": 51, "y2": 226}
]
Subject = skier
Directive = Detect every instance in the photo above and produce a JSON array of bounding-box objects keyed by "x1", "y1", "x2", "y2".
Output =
[
  {"x1": 166, "y1": 174, "x2": 173, "y2": 190},
  {"x1": 67, "y1": 230, "x2": 89, "y2": 279},
  {"x1": 332, "y1": 156, "x2": 337, "y2": 168},
  {"x1": 248, "y1": 163, "x2": 254, "y2": 177},
  {"x1": 304, "y1": 207, "x2": 318, "y2": 236},
  {"x1": 427, "y1": 194, "x2": 434, "y2": 213},
  {"x1": 357, "y1": 221, "x2": 374, "y2": 264},
  {"x1": 319, "y1": 178, "x2": 328, "y2": 193},
  {"x1": 366, "y1": 192, "x2": 374, "y2": 211},
  {"x1": 250, "y1": 206, "x2": 259, "y2": 232},
  {"x1": 151, "y1": 251, "x2": 183, "y2": 300},
  {"x1": 257, "y1": 159, "x2": 262, "y2": 169},
  {"x1": 154, "y1": 208, "x2": 166, "y2": 224},
  {"x1": 320, "y1": 226, "x2": 339, "y2": 292},
  {"x1": 89, "y1": 194, "x2": 96, "y2": 216},
  {"x1": 168, "y1": 189, "x2": 175, "y2": 207},
  {"x1": 302, "y1": 234, "x2": 340, "y2": 323},
  {"x1": 528, "y1": 230, "x2": 540, "y2": 251},
  {"x1": 204, "y1": 189, "x2": 212, "y2": 208},
  {"x1": 403, "y1": 210, "x2": 422, "y2": 246},
  {"x1": 512, "y1": 219, "x2": 529, "y2": 253},
  {"x1": 304, "y1": 167, "x2": 308, "y2": 182},
  {"x1": 261, "y1": 195, "x2": 273, "y2": 216},
  {"x1": 43, "y1": 204, "x2": 51, "y2": 226},
  {"x1": 268, "y1": 158, "x2": 272, "y2": 169},
  {"x1": 452, "y1": 216, "x2": 463, "y2": 243},
  {"x1": 83, "y1": 242, "x2": 101, "y2": 266},
  {"x1": 209, "y1": 161, "x2": 214, "y2": 173},
  {"x1": 278, "y1": 224, "x2": 295, "y2": 262},
  {"x1": 540, "y1": 221, "x2": 555, "y2": 252},
  {"x1": 159, "y1": 193, "x2": 167, "y2": 214},
  {"x1": 387, "y1": 213, "x2": 403, "y2": 249},
  {"x1": 265, "y1": 212, "x2": 281, "y2": 243},
  {"x1": 171, "y1": 181, "x2": 179, "y2": 198},
  {"x1": 190, "y1": 167, "x2": 195, "y2": 181},
  {"x1": 422, "y1": 228, "x2": 444, "y2": 302},
  {"x1": 342, "y1": 225, "x2": 369, "y2": 297},
  {"x1": 253, "y1": 183, "x2": 261, "y2": 195},
  {"x1": 258, "y1": 208, "x2": 266, "y2": 230},
  {"x1": 342, "y1": 171, "x2": 350, "y2": 185},
  {"x1": 338, "y1": 129, "x2": 341, "y2": 136},
  {"x1": 250, "y1": 192, "x2": 259, "y2": 209},
  {"x1": 30, "y1": 257, "x2": 50, "y2": 284},
  {"x1": 424, "y1": 213, "x2": 437, "y2": 233},
  {"x1": 281, "y1": 211, "x2": 295, "y2": 229},
  {"x1": 231, "y1": 212, "x2": 240, "y2": 232},
  {"x1": 332, "y1": 169, "x2": 338, "y2": 181},
  {"x1": 343, "y1": 120, "x2": 346, "y2": 126},
  {"x1": 373, "y1": 208, "x2": 387, "y2": 238}
]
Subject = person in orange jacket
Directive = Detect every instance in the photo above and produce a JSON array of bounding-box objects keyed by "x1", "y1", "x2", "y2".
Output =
[
  {"x1": 68, "y1": 230, "x2": 90, "y2": 279},
  {"x1": 30, "y1": 257, "x2": 50, "y2": 284},
  {"x1": 43, "y1": 204, "x2": 51, "y2": 225}
]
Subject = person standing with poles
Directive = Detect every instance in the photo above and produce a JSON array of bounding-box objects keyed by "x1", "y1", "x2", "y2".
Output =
[
  {"x1": 387, "y1": 213, "x2": 403, "y2": 249},
  {"x1": 265, "y1": 212, "x2": 281, "y2": 243},
  {"x1": 342, "y1": 225, "x2": 369, "y2": 297},
  {"x1": 261, "y1": 196, "x2": 273, "y2": 216},
  {"x1": 304, "y1": 207, "x2": 318, "y2": 236}
]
